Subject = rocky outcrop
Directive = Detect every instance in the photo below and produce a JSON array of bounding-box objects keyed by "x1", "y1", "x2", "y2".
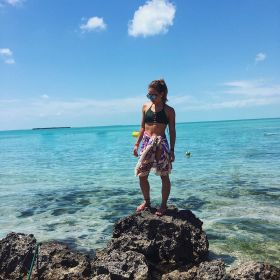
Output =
[
  {"x1": 0, "y1": 232, "x2": 36, "y2": 280},
  {"x1": 0, "y1": 207, "x2": 279, "y2": 280},
  {"x1": 0, "y1": 232, "x2": 92, "y2": 280},
  {"x1": 227, "y1": 261, "x2": 280, "y2": 280},
  {"x1": 92, "y1": 249, "x2": 149, "y2": 279},
  {"x1": 161, "y1": 259, "x2": 226, "y2": 280},
  {"x1": 33, "y1": 241, "x2": 92, "y2": 279},
  {"x1": 106, "y1": 207, "x2": 209, "y2": 264}
]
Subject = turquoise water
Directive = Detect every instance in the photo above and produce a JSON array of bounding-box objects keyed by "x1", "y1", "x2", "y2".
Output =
[{"x1": 0, "y1": 118, "x2": 279, "y2": 267}]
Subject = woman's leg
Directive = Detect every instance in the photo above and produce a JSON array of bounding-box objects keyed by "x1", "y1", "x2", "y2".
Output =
[
  {"x1": 155, "y1": 174, "x2": 171, "y2": 216},
  {"x1": 154, "y1": 144, "x2": 171, "y2": 215},
  {"x1": 160, "y1": 174, "x2": 171, "y2": 208},
  {"x1": 136, "y1": 175, "x2": 151, "y2": 212}
]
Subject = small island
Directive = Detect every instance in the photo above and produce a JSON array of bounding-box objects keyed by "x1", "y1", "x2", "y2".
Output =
[{"x1": 32, "y1": 127, "x2": 71, "y2": 130}]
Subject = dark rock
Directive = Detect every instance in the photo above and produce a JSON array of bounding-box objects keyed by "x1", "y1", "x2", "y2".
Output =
[
  {"x1": 91, "y1": 248, "x2": 149, "y2": 279},
  {"x1": 32, "y1": 241, "x2": 92, "y2": 280},
  {"x1": 161, "y1": 259, "x2": 226, "y2": 280},
  {"x1": 228, "y1": 261, "x2": 280, "y2": 280},
  {"x1": 106, "y1": 207, "x2": 209, "y2": 265},
  {"x1": 196, "y1": 259, "x2": 226, "y2": 280},
  {"x1": 0, "y1": 232, "x2": 36, "y2": 280},
  {"x1": 1, "y1": 209, "x2": 280, "y2": 280}
]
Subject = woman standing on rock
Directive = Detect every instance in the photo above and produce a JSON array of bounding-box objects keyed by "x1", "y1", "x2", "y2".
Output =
[{"x1": 133, "y1": 79, "x2": 176, "y2": 216}]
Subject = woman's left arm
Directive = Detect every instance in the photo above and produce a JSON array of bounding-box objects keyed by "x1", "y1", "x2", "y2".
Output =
[{"x1": 168, "y1": 108, "x2": 176, "y2": 162}]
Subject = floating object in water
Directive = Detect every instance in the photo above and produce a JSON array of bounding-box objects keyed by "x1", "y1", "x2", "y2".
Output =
[
  {"x1": 185, "y1": 151, "x2": 192, "y2": 157},
  {"x1": 264, "y1": 132, "x2": 277, "y2": 136},
  {"x1": 132, "y1": 131, "x2": 140, "y2": 137}
]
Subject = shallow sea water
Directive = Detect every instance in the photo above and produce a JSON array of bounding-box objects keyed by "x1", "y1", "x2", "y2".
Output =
[{"x1": 0, "y1": 118, "x2": 279, "y2": 268}]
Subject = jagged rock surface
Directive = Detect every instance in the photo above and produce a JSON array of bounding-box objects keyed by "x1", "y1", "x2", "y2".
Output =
[
  {"x1": 91, "y1": 248, "x2": 149, "y2": 279},
  {"x1": 0, "y1": 232, "x2": 36, "y2": 280},
  {"x1": 0, "y1": 232, "x2": 92, "y2": 280},
  {"x1": 106, "y1": 207, "x2": 209, "y2": 265},
  {"x1": 1, "y1": 209, "x2": 280, "y2": 280},
  {"x1": 228, "y1": 261, "x2": 280, "y2": 280},
  {"x1": 161, "y1": 259, "x2": 227, "y2": 280},
  {"x1": 31, "y1": 241, "x2": 92, "y2": 280}
]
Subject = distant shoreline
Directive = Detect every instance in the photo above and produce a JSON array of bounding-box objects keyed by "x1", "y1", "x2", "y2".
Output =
[
  {"x1": 32, "y1": 127, "x2": 71, "y2": 130},
  {"x1": 0, "y1": 116, "x2": 279, "y2": 132}
]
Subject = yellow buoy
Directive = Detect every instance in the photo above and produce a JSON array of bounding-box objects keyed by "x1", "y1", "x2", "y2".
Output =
[{"x1": 132, "y1": 131, "x2": 140, "y2": 137}]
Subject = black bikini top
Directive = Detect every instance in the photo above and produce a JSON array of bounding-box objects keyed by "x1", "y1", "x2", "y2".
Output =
[{"x1": 144, "y1": 104, "x2": 169, "y2": 125}]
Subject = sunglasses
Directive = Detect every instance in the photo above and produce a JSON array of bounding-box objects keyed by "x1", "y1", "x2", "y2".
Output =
[{"x1": 146, "y1": 92, "x2": 160, "y2": 101}]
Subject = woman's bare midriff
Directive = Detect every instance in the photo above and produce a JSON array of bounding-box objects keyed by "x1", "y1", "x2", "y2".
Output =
[{"x1": 144, "y1": 123, "x2": 167, "y2": 137}]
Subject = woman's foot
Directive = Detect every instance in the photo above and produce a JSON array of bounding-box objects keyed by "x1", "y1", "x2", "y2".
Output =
[
  {"x1": 155, "y1": 205, "x2": 167, "y2": 216},
  {"x1": 136, "y1": 199, "x2": 151, "y2": 212}
]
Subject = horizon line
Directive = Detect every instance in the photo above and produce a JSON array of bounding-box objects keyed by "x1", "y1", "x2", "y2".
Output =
[{"x1": 0, "y1": 116, "x2": 279, "y2": 132}]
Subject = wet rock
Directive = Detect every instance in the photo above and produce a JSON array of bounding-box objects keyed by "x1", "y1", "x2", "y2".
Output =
[
  {"x1": 32, "y1": 241, "x2": 92, "y2": 280},
  {"x1": 91, "y1": 248, "x2": 149, "y2": 279},
  {"x1": 228, "y1": 261, "x2": 280, "y2": 280},
  {"x1": 0, "y1": 232, "x2": 36, "y2": 280},
  {"x1": 106, "y1": 207, "x2": 209, "y2": 265},
  {"x1": 161, "y1": 259, "x2": 226, "y2": 280}
]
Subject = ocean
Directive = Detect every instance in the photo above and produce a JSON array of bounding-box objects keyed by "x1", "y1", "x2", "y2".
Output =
[{"x1": 0, "y1": 118, "x2": 279, "y2": 268}]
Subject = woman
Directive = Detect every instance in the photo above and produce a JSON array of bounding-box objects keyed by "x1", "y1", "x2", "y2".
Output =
[{"x1": 133, "y1": 79, "x2": 176, "y2": 216}]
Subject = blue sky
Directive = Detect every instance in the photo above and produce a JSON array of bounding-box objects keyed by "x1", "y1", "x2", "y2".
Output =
[{"x1": 0, "y1": 0, "x2": 279, "y2": 130}]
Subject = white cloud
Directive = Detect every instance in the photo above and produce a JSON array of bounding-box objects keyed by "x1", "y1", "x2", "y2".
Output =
[
  {"x1": 2, "y1": 82, "x2": 279, "y2": 122},
  {"x1": 169, "y1": 95, "x2": 280, "y2": 111},
  {"x1": 128, "y1": 0, "x2": 176, "y2": 37},
  {"x1": 80, "y1": 17, "x2": 107, "y2": 32},
  {"x1": 0, "y1": 99, "x2": 20, "y2": 104},
  {"x1": 6, "y1": 0, "x2": 22, "y2": 5},
  {"x1": 0, "y1": 96, "x2": 146, "y2": 121},
  {"x1": 0, "y1": 48, "x2": 15, "y2": 64},
  {"x1": 167, "y1": 79, "x2": 280, "y2": 112},
  {"x1": 0, "y1": 48, "x2": 13, "y2": 56},
  {"x1": 223, "y1": 80, "x2": 259, "y2": 88},
  {"x1": 193, "y1": 97, "x2": 278, "y2": 110},
  {"x1": 1, "y1": 79, "x2": 279, "y2": 129},
  {"x1": 1, "y1": 0, "x2": 24, "y2": 7},
  {"x1": 169, "y1": 95, "x2": 199, "y2": 106},
  {"x1": 223, "y1": 80, "x2": 280, "y2": 97},
  {"x1": 255, "y1": 52, "x2": 267, "y2": 63},
  {"x1": 0, "y1": 95, "x2": 149, "y2": 129},
  {"x1": 4, "y1": 58, "x2": 15, "y2": 64},
  {"x1": 41, "y1": 94, "x2": 49, "y2": 99}
]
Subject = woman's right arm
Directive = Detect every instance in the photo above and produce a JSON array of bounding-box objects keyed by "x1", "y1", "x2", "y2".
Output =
[{"x1": 133, "y1": 105, "x2": 146, "y2": 157}]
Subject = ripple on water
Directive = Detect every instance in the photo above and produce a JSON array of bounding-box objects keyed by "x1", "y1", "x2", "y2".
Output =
[
  {"x1": 215, "y1": 187, "x2": 241, "y2": 199},
  {"x1": 208, "y1": 251, "x2": 236, "y2": 266},
  {"x1": 210, "y1": 217, "x2": 279, "y2": 240},
  {"x1": 18, "y1": 187, "x2": 140, "y2": 218},
  {"x1": 246, "y1": 187, "x2": 280, "y2": 201},
  {"x1": 209, "y1": 237, "x2": 280, "y2": 267},
  {"x1": 42, "y1": 220, "x2": 77, "y2": 232},
  {"x1": 168, "y1": 196, "x2": 208, "y2": 211}
]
